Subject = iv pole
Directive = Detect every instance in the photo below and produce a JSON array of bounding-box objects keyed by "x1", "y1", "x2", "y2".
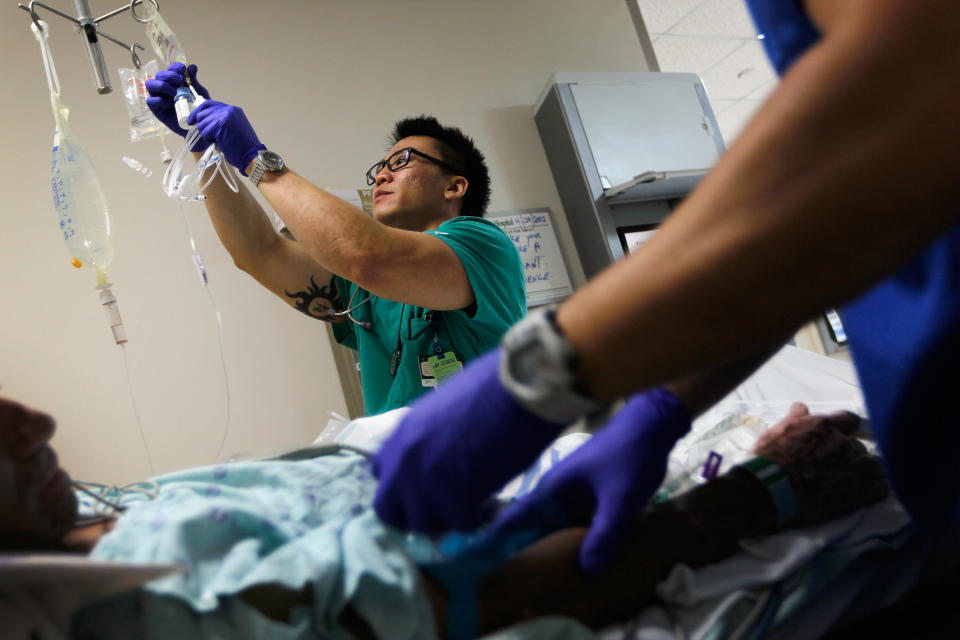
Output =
[{"x1": 18, "y1": 0, "x2": 154, "y2": 94}]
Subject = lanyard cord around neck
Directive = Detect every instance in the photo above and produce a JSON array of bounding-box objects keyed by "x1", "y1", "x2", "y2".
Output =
[{"x1": 390, "y1": 304, "x2": 406, "y2": 377}]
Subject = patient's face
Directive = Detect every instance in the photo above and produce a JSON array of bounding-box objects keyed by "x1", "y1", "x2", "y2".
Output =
[{"x1": 0, "y1": 397, "x2": 77, "y2": 548}]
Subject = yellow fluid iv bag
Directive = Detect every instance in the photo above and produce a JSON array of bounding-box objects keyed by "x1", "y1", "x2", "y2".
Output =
[
  {"x1": 50, "y1": 94, "x2": 115, "y2": 287},
  {"x1": 35, "y1": 19, "x2": 126, "y2": 343}
]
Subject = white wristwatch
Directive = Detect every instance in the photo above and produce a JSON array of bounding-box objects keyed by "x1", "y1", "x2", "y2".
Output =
[
  {"x1": 499, "y1": 306, "x2": 603, "y2": 424},
  {"x1": 248, "y1": 149, "x2": 285, "y2": 187}
]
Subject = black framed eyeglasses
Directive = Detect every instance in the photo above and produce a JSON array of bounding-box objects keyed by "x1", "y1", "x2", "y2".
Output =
[{"x1": 365, "y1": 147, "x2": 462, "y2": 186}]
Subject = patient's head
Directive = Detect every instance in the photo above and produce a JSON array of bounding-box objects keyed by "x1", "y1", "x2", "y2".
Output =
[{"x1": 0, "y1": 397, "x2": 77, "y2": 549}]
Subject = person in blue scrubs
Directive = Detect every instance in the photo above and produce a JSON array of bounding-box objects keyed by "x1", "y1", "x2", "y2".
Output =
[{"x1": 372, "y1": 0, "x2": 960, "y2": 574}]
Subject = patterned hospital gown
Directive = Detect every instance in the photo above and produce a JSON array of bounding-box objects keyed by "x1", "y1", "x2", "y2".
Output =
[{"x1": 75, "y1": 449, "x2": 439, "y2": 639}]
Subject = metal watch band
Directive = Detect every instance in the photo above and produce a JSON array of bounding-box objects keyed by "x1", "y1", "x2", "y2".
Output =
[
  {"x1": 249, "y1": 150, "x2": 283, "y2": 187},
  {"x1": 249, "y1": 159, "x2": 268, "y2": 187},
  {"x1": 499, "y1": 306, "x2": 602, "y2": 424}
]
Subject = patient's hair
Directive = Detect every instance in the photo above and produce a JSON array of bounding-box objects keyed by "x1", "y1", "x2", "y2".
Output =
[{"x1": 390, "y1": 115, "x2": 491, "y2": 218}]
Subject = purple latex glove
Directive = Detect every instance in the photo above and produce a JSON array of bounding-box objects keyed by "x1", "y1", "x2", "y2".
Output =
[
  {"x1": 372, "y1": 349, "x2": 568, "y2": 534},
  {"x1": 145, "y1": 63, "x2": 210, "y2": 140},
  {"x1": 188, "y1": 101, "x2": 266, "y2": 174},
  {"x1": 488, "y1": 388, "x2": 691, "y2": 576}
]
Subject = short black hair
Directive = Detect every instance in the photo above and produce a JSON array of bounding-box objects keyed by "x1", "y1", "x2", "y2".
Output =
[{"x1": 390, "y1": 115, "x2": 491, "y2": 218}]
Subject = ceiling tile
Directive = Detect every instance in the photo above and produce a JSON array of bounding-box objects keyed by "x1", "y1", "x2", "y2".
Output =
[
  {"x1": 668, "y1": 0, "x2": 758, "y2": 38},
  {"x1": 710, "y1": 99, "x2": 740, "y2": 114},
  {"x1": 700, "y1": 40, "x2": 777, "y2": 100},
  {"x1": 715, "y1": 98, "x2": 765, "y2": 143},
  {"x1": 651, "y1": 35, "x2": 743, "y2": 74},
  {"x1": 746, "y1": 78, "x2": 778, "y2": 101},
  {"x1": 635, "y1": 0, "x2": 707, "y2": 34}
]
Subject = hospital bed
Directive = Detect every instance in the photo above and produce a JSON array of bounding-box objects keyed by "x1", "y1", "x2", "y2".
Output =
[
  {"x1": 322, "y1": 345, "x2": 960, "y2": 639},
  {"x1": 3, "y1": 346, "x2": 957, "y2": 639}
]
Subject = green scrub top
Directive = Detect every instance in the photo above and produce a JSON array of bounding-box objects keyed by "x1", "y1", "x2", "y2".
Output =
[{"x1": 332, "y1": 216, "x2": 526, "y2": 415}]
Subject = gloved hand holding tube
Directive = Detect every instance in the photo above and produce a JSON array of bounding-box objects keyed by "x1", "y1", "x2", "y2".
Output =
[
  {"x1": 188, "y1": 101, "x2": 266, "y2": 176},
  {"x1": 372, "y1": 349, "x2": 571, "y2": 533},
  {"x1": 145, "y1": 63, "x2": 210, "y2": 141},
  {"x1": 372, "y1": 307, "x2": 605, "y2": 534},
  {"x1": 485, "y1": 388, "x2": 691, "y2": 575},
  {"x1": 146, "y1": 63, "x2": 266, "y2": 174}
]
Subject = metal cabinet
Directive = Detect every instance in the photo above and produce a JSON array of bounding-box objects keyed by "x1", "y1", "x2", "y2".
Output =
[{"x1": 534, "y1": 72, "x2": 725, "y2": 278}]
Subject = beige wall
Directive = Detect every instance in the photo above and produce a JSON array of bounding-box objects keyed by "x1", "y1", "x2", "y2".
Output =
[{"x1": 0, "y1": 0, "x2": 647, "y2": 484}]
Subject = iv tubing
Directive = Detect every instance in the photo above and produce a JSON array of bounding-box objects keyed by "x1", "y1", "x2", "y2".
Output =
[
  {"x1": 154, "y1": 75, "x2": 235, "y2": 461},
  {"x1": 122, "y1": 343, "x2": 155, "y2": 476},
  {"x1": 162, "y1": 118, "x2": 238, "y2": 201},
  {"x1": 96, "y1": 286, "x2": 153, "y2": 477},
  {"x1": 177, "y1": 198, "x2": 232, "y2": 460}
]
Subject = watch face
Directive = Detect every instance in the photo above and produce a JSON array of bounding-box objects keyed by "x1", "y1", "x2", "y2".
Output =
[
  {"x1": 509, "y1": 341, "x2": 548, "y2": 384},
  {"x1": 261, "y1": 151, "x2": 284, "y2": 170}
]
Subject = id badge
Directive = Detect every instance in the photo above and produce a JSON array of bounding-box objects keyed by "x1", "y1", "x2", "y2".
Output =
[{"x1": 419, "y1": 351, "x2": 463, "y2": 387}]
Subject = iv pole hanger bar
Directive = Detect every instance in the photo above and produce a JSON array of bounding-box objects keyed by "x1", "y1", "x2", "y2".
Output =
[
  {"x1": 18, "y1": 0, "x2": 155, "y2": 91},
  {"x1": 74, "y1": 0, "x2": 112, "y2": 93}
]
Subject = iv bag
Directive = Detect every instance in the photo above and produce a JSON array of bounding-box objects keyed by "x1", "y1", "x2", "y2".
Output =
[
  {"x1": 119, "y1": 59, "x2": 163, "y2": 142},
  {"x1": 141, "y1": 4, "x2": 187, "y2": 66},
  {"x1": 50, "y1": 95, "x2": 114, "y2": 278}
]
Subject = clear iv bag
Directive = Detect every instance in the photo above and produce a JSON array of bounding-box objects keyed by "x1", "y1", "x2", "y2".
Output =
[
  {"x1": 141, "y1": 4, "x2": 187, "y2": 66},
  {"x1": 50, "y1": 94, "x2": 115, "y2": 281}
]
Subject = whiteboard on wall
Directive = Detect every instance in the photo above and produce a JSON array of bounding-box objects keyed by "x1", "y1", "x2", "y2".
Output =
[{"x1": 488, "y1": 208, "x2": 573, "y2": 307}]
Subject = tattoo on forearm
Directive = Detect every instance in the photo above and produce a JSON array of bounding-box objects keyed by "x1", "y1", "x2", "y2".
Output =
[{"x1": 285, "y1": 275, "x2": 344, "y2": 321}]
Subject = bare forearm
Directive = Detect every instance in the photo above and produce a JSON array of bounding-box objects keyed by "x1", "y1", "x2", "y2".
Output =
[
  {"x1": 559, "y1": 2, "x2": 960, "y2": 401},
  {"x1": 257, "y1": 168, "x2": 389, "y2": 281},
  {"x1": 255, "y1": 168, "x2": 475, "y2": 308},
  {"x1": 197, "y1": 161, "x2": 347, "y2": 317},
  {"x1": 197, "y1": 154, "x2": 281, "y2": 271}
]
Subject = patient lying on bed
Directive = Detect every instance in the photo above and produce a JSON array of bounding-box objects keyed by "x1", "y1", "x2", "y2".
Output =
[{"x1": 0, "y1": 396, "x2": 888, "y2": 639}]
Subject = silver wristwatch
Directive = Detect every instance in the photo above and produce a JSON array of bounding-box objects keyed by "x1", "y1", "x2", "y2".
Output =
[
  {"x1": 499, "y1": 306, "x2": 603, "y2": 424},
  {"x1": 248, "y1": 149, "x2": 285, "y2": 187}
]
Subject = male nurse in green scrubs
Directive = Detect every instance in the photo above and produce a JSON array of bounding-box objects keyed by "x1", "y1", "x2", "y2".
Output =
[
  {"x1": 145, "y1": 68, "x2": 527, "y2": 415},
  {"x1": 328, "y1": 118, "x2": 527, "y2": 413}
]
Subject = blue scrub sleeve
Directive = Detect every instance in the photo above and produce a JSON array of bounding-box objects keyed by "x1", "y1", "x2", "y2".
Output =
[{"x1": 745, "y1": 0, "x2": 821, "y2": 75}]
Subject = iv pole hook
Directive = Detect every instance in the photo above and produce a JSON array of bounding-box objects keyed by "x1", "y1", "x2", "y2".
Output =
[
  {"x1": 18, "y1": 1, "x2": 154, "y2": 91},
  {"x1": 21, "y1": 1, "x2": 80, "y2": 28},
  {"x1": 129, "y1": 42, "x2": 144, "y2": 69}
]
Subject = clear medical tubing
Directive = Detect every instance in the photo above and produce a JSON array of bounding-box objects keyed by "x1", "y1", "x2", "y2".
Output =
[
  {"x1": 33, "y1": 20, "x2": 114, "y2": 286},
  {"x1": 163, "y1": 126, "x2": 239, "y2": 200}
]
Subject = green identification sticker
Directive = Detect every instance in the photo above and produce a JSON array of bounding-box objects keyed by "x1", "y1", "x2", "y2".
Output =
[{"x1": 427, "y1": 351, "x2": 463, "y2": 384}]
